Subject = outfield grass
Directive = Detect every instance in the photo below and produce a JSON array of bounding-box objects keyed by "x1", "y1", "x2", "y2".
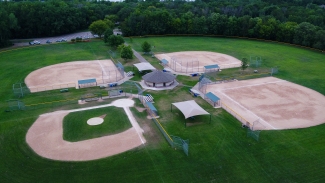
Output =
[
  {"x1": 1, "y1": 37, "x2": 325, "y2": 182},
  {"x1": 63, "y1": 107, "x2": 132, "y2": 142}
]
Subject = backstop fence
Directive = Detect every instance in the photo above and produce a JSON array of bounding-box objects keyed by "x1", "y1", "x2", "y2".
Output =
[
  {"x1": 168, "y1": 57, "x2": 203, "y2": 73},
  {"x1": 101, "y1": 69, "x2": 124, "y2": 84}
]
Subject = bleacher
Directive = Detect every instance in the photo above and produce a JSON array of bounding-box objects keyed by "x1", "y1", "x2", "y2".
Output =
[
  {"x1": 142, "y1": 94, "x2": 154, "y2": 102},
  {"x1": 126, "y1": 71, "x2": 134, "y2": 77}
]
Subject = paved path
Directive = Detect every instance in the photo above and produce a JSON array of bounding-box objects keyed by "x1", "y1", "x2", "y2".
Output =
[{"x1": 132, "y1": 49, "x2": 149, "y2": 63}]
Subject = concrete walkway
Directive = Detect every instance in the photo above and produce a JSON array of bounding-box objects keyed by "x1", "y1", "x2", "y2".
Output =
[{"x1": 132, "y1": 49, "x2": 150, "y2": 63}]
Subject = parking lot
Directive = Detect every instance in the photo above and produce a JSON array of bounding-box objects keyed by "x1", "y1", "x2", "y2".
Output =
[{"x1": 11, "y1": 31, "x2": 95, "y2": 47}]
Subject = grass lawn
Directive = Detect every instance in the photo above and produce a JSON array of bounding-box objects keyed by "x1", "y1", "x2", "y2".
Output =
[
  {"x1": 1, "y1": 37, "x2": 325, "y2": 183},
  {"x1": 63, "y1": 107, "x2": 132, "y2": 142}
]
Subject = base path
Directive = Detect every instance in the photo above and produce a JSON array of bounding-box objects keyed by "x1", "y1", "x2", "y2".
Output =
[
  {"x1": 26, "y1": 99, "x2": 146, "y2": 161},
  {"x1": 205, "y1": 77, "x2": 325, "y2": 130}
]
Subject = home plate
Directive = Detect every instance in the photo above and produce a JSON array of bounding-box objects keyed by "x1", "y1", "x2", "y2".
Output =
[{"x1": 87, "y1": 117, "x2": 104, "y2": 125}]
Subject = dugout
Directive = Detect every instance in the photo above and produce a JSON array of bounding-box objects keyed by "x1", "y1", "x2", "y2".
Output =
[
  {"x1": 146, "y1": 102, "x2": 158, "y2": 116},
  {"x1": 204, "y1": 64, "x2": 220, "y2": 73},
  {"x1": 78, "y1": 78, "x2": 97, "y2": 88},
  {"x1": 205, "y1": 92, "x2": 220, "y2": 107},
  {"x1": 160, "y1": 59, "x2": 168, "y2": 66}
]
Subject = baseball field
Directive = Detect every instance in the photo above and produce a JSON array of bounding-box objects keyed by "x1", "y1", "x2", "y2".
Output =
[{"x1": 1, "y1": 37, "x2": 325, "y2": 182}]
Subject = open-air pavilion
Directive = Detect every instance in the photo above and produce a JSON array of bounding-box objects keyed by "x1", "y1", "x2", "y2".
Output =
[
  {"x1": 133, "y1": 63, "x2": 156, "y2": 72},
  {"x1": 171, "y1": 100, "x2": 211, "y2": 127}
]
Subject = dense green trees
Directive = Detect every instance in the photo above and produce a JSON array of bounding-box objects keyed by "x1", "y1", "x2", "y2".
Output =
[
  {"x1": 1, "y1": 0, "x2": 325, "y2": 50},
  {"x1": 141, "y1": 41, "x2": 151, "y2": 53},
  {"x1": 89, "y1": 20, "x2": 109, "y2": 38},
  {"x1": 106, "y1": 35, "x2": 124, "y2": 48},
  {"x1": 120, "y1": 45, "x2": 133, "y2": 61},
  {"x1": 241, "y1": 58, "x2": 249, "y2": 71}
]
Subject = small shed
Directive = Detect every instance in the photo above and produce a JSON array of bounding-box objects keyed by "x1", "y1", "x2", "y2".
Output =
[{"x1": 142, "y1": 70, "x2": 176, "y2": 88}]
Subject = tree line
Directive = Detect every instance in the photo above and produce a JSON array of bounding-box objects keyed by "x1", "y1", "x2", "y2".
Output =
[{"x1": 0, "y1": 0, "x2": 325, "y2": 50}]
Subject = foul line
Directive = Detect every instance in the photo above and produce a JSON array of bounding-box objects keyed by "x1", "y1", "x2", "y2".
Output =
[
  {"x1": 221, "y1": 80, "x2": 286, "y2": 91},
  {"x1": 219, "y1": 91, "x2": 277, "y2": 130},
  {"x1": 97, "y1": 60, "x2": 108, "y2": 77},
  {"x1": 124, "y1": 107, "x2": 146, "y2": 144}
]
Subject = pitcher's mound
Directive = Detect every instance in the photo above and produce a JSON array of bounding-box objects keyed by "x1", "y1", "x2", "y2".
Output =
[{"x1": 87, "y1": 117, "x2": 104, "y2": 125}]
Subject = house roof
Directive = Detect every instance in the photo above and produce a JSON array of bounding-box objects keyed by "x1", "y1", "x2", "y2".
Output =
[{"x1": 142, "y1": 70, "x2": 176, "y2": 83}]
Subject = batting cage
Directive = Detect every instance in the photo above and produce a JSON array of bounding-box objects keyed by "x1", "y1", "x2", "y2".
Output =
[
  {"x1": 250, "y1": 56, "x2": 262, "y2": 68},
  {"x1": 6, "y1": 99, "x2": 25, "y2": 111},
  {"x1": 13, "y1": 82, "x2": 30, "y2": 98}
]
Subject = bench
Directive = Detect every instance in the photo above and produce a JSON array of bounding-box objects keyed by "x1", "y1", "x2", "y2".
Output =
[
  {"x1": 108, "y1": 83, "x2": 118, "y2": 87},
  {"x1": 60, "y1": 88, "x2": 69, "y2": 93},
  {"x1": 85, "y1": 97, "x2": 99, "y2": 102}
]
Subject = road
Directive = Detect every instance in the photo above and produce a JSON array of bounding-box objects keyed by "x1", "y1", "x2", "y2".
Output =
[
  {"x1": 11, "y1": 29, "x2": 123, "y2": 47},
  {"x1": 11, "y1": 31, "x2": 95, "y2": 47}
]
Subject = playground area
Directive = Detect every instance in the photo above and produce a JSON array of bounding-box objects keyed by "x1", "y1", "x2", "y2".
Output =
[
  {"x1": 203, "y1": 77, "x2": 325, "y2": 130},
  {"x1": 25, "y1": 60, "x2": 123, "y2": 92},
  {"x1": 26, "y1": 98, "x2": 146, "y2": 161},
  {"x1": 155, "y1": 51, "x2": 242, "y2": 73}
]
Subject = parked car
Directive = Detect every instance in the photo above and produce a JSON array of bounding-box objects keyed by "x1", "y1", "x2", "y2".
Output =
[
  {"x1": 29, "y1": 41, "x2": 40, "y2": 45},
  {"x1": 61, "y1": 38, "x2": 67, "y2": 42},
  {"x1": 46, "y1": 40, "x2": 52, "y2": 44}
]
